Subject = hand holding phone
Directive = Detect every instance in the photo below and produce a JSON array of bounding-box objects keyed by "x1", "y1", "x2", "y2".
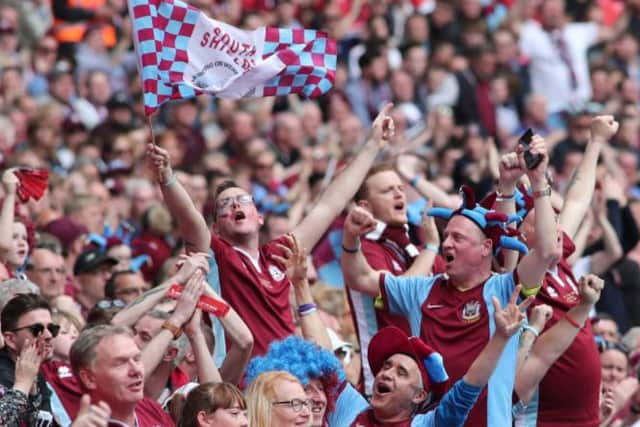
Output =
[{"x1": 518, "y1": 128, "x2": 544, "y2": 170}]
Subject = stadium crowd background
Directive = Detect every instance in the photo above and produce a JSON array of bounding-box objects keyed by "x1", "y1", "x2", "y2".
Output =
[{"x1": 1, "y1": 0, "x2": 640, "y2": 426}]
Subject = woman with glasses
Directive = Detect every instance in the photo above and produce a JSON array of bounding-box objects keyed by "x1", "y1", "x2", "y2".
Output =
[
  {"x1": 246, "y1": 371, "x2": 312, "y2": 427},
  {"x1": 169, "y1": 382, "x2": 248, "y2": 427}
]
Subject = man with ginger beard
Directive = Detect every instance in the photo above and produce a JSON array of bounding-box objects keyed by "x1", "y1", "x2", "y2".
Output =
[
  {"x1": 343, "y1": 162, "x2": 445, "y2": 395},
  {"x1": 69, "y1": 324, "x2": 174, "y2": 426}
]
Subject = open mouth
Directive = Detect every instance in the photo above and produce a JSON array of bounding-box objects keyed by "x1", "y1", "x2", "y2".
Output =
[
  {"x1": 311, "y1": 402, "x2": 325, "y2": 413},
  {"x1": 376, "y1": 382, "x2": 392, "y2": 395},
  {"x1": 444, "y1": 253, "x2": 455, "y2": 263},
  {"x1": 128, "y1": 380, "x2": 143, "y2": 391},
  {"x1": 393, "y1": 202, "x2": 405, "y2": 211},
  {"x1": 233, "y1": 211, "x2": 246, "y2": 221}
]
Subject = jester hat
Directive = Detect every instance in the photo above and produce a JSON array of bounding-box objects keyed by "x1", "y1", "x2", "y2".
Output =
[
  {"x1": 428, "y1": 185, "x2": 528, "y2": 256},
  {"x1": 369, "y1": 326, "x2": 449, "y2": 403}
]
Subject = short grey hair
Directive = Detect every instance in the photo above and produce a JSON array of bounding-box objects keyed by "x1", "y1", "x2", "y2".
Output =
[
  {"x1": 70, "y1": 324, "x2": 134, "y2": 384},
  {"x1": 0, "y1": 279, "x2": 40, "y2": 312}
]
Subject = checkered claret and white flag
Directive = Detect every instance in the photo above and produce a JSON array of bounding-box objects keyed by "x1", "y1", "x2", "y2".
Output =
[{"x1": 128, "y1": 0, "x2": 337, "y2": 115}]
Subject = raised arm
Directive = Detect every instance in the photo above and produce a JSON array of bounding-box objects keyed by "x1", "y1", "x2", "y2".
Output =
[
  {"x1": 111, "y1": 253, "x2": 210, "y2": 327},
  {"x1": 272, "y1": 234, "x2": 332, "y2": 350},
  {"x1": 183, "y1": 308, "x2": 222, "y2": 384},
  {"x1": 341, "y1": 207, "x2": 384, "y2": 296},
  {"x1": 396, "y1": 154, "x2": 460, "y2": 210},
  {"x1": 463, "y1": 286, "x2": 531, "y2": 387},
  {"x1": 589, "y1": 191, "x2": 623, "y2": 275},
  {"x1": 0, "y1": 169, "x2": 18, "y2": 253},
  {"x1": 515, "y1": 274, "x2": 603, "y2": 404},
  {"x1": 559, "y1": 116, "x2": 618, "y2": 239},
  {"x1": 146, "y1": 143, "x2": 211, "y2": 253},
  {"x1": 494, "y1": 152, "x2": 526, "y2": 273},
  {"x1": 211, "y1": 289, "x2": 254, "y2": 385},
  {"x1": 516, "y1": 136, "x2": 558, "y2": 288},
  {"x1": 292, "y1": 104, "x2": 395, "y2": 251},
  {"x1": 141, "y1": 271, "x2": 203, "y2": 380},
  {"x1": 516, "y1": 304, "x2": 552, "y2": 372}
]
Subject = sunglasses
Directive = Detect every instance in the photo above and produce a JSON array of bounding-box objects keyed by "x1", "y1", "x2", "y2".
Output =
[
  {"x1": 10, "y1": 323, "x2": 60, "y2": 338},
  {"x1": 96, "y1": 300, "x2": 126, "y2": 310}
]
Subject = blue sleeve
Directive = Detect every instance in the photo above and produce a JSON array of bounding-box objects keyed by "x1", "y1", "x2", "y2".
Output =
[
  {"x1": 483, "y1": 272, "x2": 516, "y2": 308},
  {"x1": 205, "y1": 249, "x2": 226, "y2": 367},
  {"x1": 327, "y1": 382, "x2": 369, "y2": 427},
  {"x1": 383, "y1": 274, "x2": 436, "y2": 334},
  {"x1": 431, "y1": 380, "x2": 483, "y2": 427}
]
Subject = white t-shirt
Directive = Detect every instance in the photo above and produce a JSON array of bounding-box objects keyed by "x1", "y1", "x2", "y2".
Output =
[{"x1": 520, "y1": 20, "x2": 598, "y2": 114}]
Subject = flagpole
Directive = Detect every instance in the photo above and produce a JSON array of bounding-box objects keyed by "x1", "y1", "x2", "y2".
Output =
[{"x1": 147, "y1": 114, "x2": 156, "y2": 146}]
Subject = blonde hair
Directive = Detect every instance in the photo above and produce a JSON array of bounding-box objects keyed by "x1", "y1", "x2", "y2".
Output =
[{"x1": 246, "y1": 371, "x2": 300, "y2": 427}]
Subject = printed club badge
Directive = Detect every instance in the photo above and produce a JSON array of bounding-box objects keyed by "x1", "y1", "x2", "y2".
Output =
[
  {"x1": 268, "y1": 264, "x2": 285, "y2": 281},
  {"x1": 461, "y1": 299, "x2": 482, "y2": 323},
  {"x1": 58, "y1": 365, "x2": 73, "y2": 379}
]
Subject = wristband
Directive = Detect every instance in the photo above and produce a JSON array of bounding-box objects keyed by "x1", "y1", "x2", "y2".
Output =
[
  {"x1": 533, "y1": 186, "x2": 551, "y2": 199},
  {"x1": 564, "y1": 313, "x2": 582, "y2": 329},
  {"x1": 298, "y1": 303, "x2": 317, "y2": 317},
  {"x1": 161, "y1": 320, "x2": 182, "y2": 339},
  {"x1": 410, "y1": 175, "x2": 420, "y2": 188},
  {"x1": 520, "y1": 284, "x2": 541, "y2": 298},
  {"x1": 425, "y1": 244, "x2": 439, "y2": 253},
  {"x1": 342, "y1": 240, "x2": 361, "y2": 254},
  {"x1": 495, "y1": 190, "x2": 515, "y2": 201},
  {"x1": 163, "y1": 172, "x2": 177, "y2": 187},
  {"x1": 521, "y1": 324, "x2": 539, "y2": 338}
]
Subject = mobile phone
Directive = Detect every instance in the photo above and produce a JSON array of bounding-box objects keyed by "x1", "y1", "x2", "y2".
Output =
[{"x1": 518, "y1": 128, "x2": 543, "y2": 170}]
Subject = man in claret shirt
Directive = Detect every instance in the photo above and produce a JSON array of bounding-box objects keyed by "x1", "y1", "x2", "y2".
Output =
[
  {"x1": 501, "y1": 115, "x2": 620, "y2": 427},
  {"x1": 348, "y1": 305, "x2": 526, "y2": 427},
  {"x1": 147, "y1": 105, "x2": 396, "y2": 357},
  {"x1": 69, "y1": 324, "x2": 175, "y2": 427},
  {"x1": 341, "y1": 135, "x2": 557, "y2": 427},
  {"x1": 344, "y1": 163, "x2": 446, "y2": 395}
]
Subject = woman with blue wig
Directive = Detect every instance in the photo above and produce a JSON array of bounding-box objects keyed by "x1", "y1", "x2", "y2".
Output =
[
  {"x1": 244, "y1": 235, "x2": 368, "y2": 426},
  {"x1": 245, "y1": 336, "x2": 367, "y2": 427}
]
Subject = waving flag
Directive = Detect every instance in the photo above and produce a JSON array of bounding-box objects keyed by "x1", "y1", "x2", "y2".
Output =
[{"x1": 128, "y1": 0, "x2": 337, "y2": 115}]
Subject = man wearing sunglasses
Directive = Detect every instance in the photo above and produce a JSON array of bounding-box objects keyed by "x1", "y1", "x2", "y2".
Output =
[
  {"x1": 148, "y1": 104, "x2": 396, "y2": 357},
  {"x1": 0, "y1": 293, "x2": 59, "y2": 426}
]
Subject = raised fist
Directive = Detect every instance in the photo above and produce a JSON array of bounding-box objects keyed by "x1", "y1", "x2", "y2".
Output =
[
  {"x1": 590, "y1": 115, "x2": 619, "y2": 141},
  {"x1": 579, "y1": 274, "x2": 604, "y2": 306},
  {"x1": 344, "y1": 206, "x2": 377, "y2": 239}
]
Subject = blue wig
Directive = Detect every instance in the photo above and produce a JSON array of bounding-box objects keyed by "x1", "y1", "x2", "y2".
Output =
[{"x1": 245, "y1": 336, "x2": 345, "y2": 412}]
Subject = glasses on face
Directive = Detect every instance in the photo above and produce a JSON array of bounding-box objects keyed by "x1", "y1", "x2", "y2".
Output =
[
  {"x1": 11, "y1": 323, "x2": 60, "y2": 338},
  {"x1": 272, "y1": 398, "x2": 313, "y2": 412},
  {"x1": 216, "y1": 194, "x2": 254, "y2": 213}
]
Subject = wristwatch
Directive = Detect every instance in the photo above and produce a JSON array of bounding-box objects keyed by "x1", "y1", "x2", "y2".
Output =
[
  {"x1": 532, "y1": 186, "x2": 552, "y2": 199},
  {"x1": 161, "y1": 320, "x2": 182, "y2": 339}
]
